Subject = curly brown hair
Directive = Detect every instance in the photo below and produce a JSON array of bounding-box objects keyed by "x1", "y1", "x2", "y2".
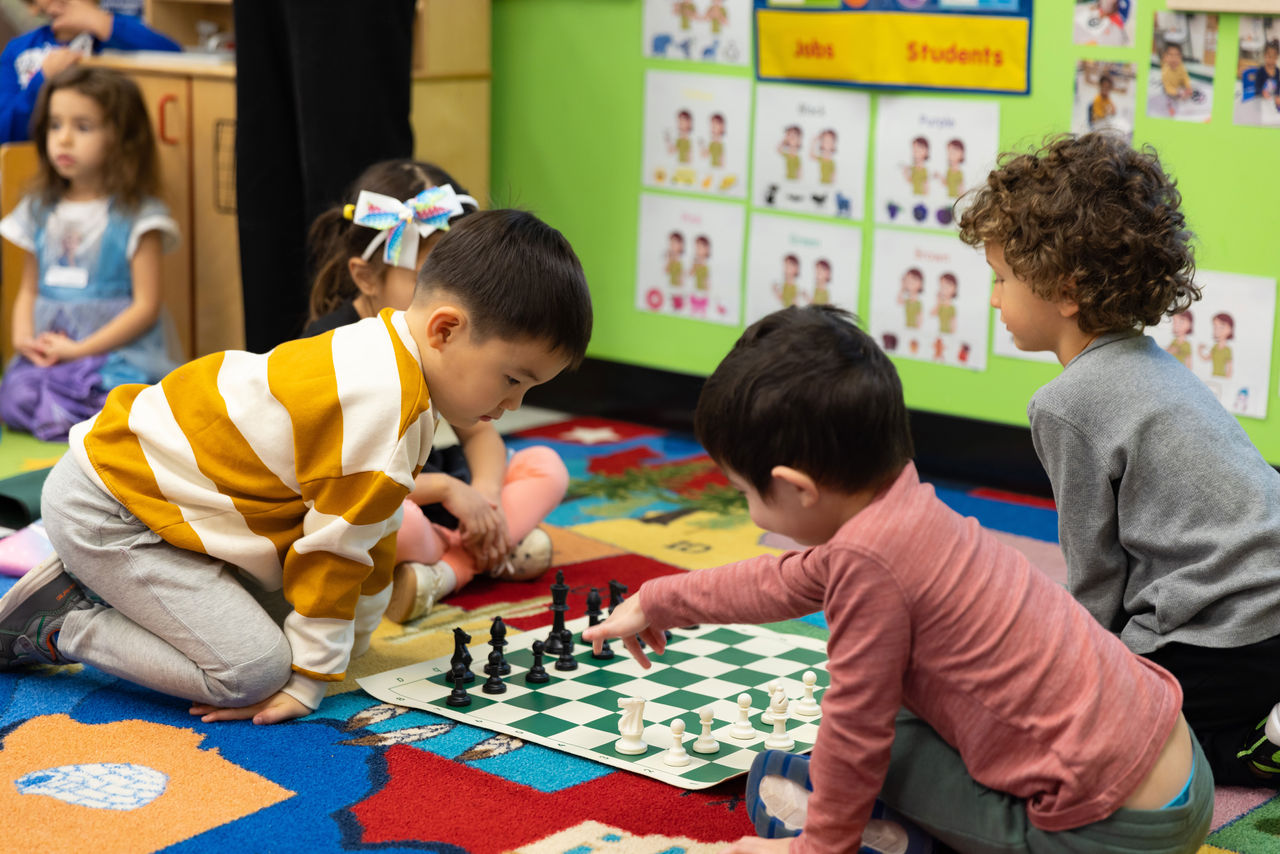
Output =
[{"x1": 957, "y1": 133, "x2": 1199, "y2": 334}]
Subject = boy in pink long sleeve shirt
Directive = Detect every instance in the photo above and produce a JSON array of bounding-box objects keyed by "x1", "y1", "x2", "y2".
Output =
[{"x1": 583, "y1": 306, "x2": 1211, "y2": 854}]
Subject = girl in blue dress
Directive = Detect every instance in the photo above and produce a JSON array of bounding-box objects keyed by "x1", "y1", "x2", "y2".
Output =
[{"x1": 0, "y1": 66, "x2": 178, "y2": 440}]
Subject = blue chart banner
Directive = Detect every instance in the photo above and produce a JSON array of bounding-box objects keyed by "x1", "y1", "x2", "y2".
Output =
[{"x1": 755, "y1": 0, "x2": 1034, "y2": 95}]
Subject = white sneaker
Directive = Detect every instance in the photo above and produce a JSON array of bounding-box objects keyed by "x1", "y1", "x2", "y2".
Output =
[
  {"x1": 385, "y1": 560, "x2": 456, "y2": 623},
  {"x1": 1265, "y1": 702, "x2": 1280, "y2": 746},
  {"x1": 493, "y1": 528, "x2": 554, "y2": 581}
]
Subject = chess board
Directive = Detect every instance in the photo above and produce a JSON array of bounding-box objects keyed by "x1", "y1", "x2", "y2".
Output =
[{"x1": 358, "y1": 616, "x2": 830, "y2": 790}]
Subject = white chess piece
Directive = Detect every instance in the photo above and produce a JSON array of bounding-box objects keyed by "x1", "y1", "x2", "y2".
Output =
[
  {"x1": 693, "y1": 706, "x2": 720, "y2": 754},
  {"x1": 616, "y1": 696, "x2": 648, "y2": 755},
  {"x1": 730, "y1": 692, "x2": 756, "y2": 739},
  {"x1": 795, "y1": 670, "x2": 821, "y2": 717},
  {"x1": 664, "y1": 719, "x2": 691, "y2": 766},
  {"x1": 761, "y1": 680, "x2": 780, "y2": 725},
  {"x1": 764, "y1": 690, "x2": 795, "y2": 750}
]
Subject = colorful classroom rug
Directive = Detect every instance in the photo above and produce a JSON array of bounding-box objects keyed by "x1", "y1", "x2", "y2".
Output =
[{"x1": 0, "y1": 416, "x2": 1276, "y2": 852}]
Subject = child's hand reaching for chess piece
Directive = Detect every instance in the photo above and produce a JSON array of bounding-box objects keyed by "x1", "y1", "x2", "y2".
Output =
[{"x1": 583, "y1": 594, "x2": 667, "y2": 666}]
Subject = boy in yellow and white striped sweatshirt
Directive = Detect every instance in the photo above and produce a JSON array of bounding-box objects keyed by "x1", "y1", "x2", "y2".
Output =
[{"x1": 0, "y1": 209, "x2": 593, "y2": 725}]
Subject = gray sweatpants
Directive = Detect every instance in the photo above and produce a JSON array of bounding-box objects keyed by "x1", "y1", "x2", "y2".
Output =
[
  {"x1": 881, "y1": 713, "x2": 1214, "y2": 854},
  {"x1": 40, "y1": 454, "x2": 293, "y2": 707}
]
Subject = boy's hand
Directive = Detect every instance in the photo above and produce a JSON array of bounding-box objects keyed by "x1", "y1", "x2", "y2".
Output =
[
  {"x1": 40, "y1": 47, "x2": 81, "y2": 79},
  {"x1": 51, "y1": 0, "x2": 113, "y2": 42},
  {"x1": 581, "y1": 595, "x2": 666, "y2": 667},
  {"x1": 720, "y1": 837, "x2": 791, "y2": 854},
  {"x1": 189, "y1": 692, "x2": 311, "y2": 726},
  {"x1": 446, "y1": 481, "x2": 511, "y2": 570}
]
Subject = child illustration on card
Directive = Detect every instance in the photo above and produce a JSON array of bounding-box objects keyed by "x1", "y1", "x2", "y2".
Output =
[
  {"x1": 703, "y1": 0, "x2": 728, "y2": 35},
  {"x1": 898, "y1": 267, "x2": 925, "y2": 329},
  {"x1": 939, "y1": 139, "x2": 965, "y2": 199},
  {"x1": 904, "y1": 136, "x2": 930, "y2": 196},
  {"x1": 773, "y1": 254, "x2": 801, "y2": 308},
  {"x1": 778, "y1": 125, "x2": 803, "y2": 182},
  {"x1": 1166, "y1": 310, "x2": 1193, "y2": 369},
  {"x1": 673, "y1": 0, "x2": 697, "y2": 30},
  {"x1": 701, "y1": 113, "x2": 725, "y2": 169},
  {"x1": 665, "y1": 109, "x2": 696, "y2": 186},
  {"x1": 688, "y1": 235, "x2": 711, "y2": 317},
  {"x1": 931, "y1": 272, "x2": 958, "y2": 334},
  {"x1": 666, "y1": 231, "x2": 685, "y2": 291},
  {"x1": 810, "y1": 128, "x2": 837, "y2": 186},
  {"x1": 811, "y1": 259, "x2": 831, "y2": 306},
  {"x1": 1198, "y1": 312, "x2": 1234, "y2": 379}
]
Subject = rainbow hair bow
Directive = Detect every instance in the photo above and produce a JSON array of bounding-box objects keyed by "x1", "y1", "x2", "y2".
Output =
[{"x1": 346, "y1": 184, "x2": 477, "y2": 270}]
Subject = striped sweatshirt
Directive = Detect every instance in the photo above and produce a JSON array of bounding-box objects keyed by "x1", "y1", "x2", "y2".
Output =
[
  {"x1": 641, "y1": 463, "x2": 1181, "y2": 853},
  {"x1": 68, "y1": 309, "x2": 435, "y2": 710}
]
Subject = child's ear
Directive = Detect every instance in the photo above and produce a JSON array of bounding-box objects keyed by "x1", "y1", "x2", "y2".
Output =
[
  {"x1": 770, "y1": 466, "x2": 820, "y2": 509},
  {"x1": 347, "y1": 257, "x2": 380, "y2": 297},
  {"x1": 1057, "y1": 281, "x2": 1081, "y2": 319},
  {"x1": 424, "y1": 305, "x2": 467, "y2": 349}
]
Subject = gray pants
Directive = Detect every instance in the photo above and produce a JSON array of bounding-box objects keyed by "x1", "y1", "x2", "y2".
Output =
[
  {"x1": 40, "y1": 454, "x2": 293, "y2": 707},
  {"x1": 881, "y1": 713, "x2": 1214, "y2": 854}
]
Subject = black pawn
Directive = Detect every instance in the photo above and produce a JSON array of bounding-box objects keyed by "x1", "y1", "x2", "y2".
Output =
[
  {"x1": 482, "y1": 649, "x2": 507, "y2": 694},
  {"x1": 447, "y1": 662, "x2": 471, "y2": 707},
  {"x1": 525, "y1": 639, "x2": 550, "y2": 684},
  {"x1": 555, "y1": 629, "x2": 578, "y2": 671}
]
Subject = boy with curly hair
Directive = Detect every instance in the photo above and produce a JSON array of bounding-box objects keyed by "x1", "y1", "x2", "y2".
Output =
[{"x1": 959, "y1": 132, "x2": 1280, "y2": 786}]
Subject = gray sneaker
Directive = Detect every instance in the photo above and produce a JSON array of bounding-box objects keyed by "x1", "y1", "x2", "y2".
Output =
[{"x1": 0, "y1": 554, "x2": 91, "y2": 669}]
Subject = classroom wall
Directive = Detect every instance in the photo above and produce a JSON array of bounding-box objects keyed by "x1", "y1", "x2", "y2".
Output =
[{"x1": 490, "y1": 1, "x2": 1280, "y2": 460}]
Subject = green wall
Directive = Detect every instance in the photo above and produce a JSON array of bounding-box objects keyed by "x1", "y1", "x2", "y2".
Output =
[{"x1": 491, "y1": 1, "x2": 1280, "y2": 459}]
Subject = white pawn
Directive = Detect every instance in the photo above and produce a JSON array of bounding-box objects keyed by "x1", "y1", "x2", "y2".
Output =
[
  {"x1": 693, "y1": 706, "x2": 720, "y2": 754},
  {"x1": 664, "y1": 719, "x2": 691, "y2": 766},
  {"x1": 795, "y1": 670, "x2": 821, "y2": 717},
  {"x1": 764, "y1": 690, "x2": 795, "y2": 750},
  {"x1": 760, "y1": 680, "x2": 780, "y2": 725},
  {"x1": 616, "y1": 696, "x2": 648, "y2": 755},
  {"x1": 730, "y1": 692, "x2": 756, "y2": 740}
]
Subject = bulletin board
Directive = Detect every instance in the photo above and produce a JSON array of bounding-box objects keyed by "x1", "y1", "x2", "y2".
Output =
[{"x1": 489, "y1": 0, "x2": 1280, "y2": 462}]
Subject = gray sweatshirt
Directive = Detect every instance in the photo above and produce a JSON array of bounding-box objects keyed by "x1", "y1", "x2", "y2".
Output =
[{"x1": 1029, "y1": 331, "x2": 1280, "y2": 654}]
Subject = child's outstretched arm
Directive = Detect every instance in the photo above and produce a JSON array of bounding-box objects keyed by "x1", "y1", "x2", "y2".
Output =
[
  {"x1": 37, "y1": 230, "x2": 164, "y2": 364},
  {"x1": 454, "y1": 420, "x2": 512, "y2": 569},
  {"x1": 582, "y1": 593, "x2": 669, "y2": 666}
]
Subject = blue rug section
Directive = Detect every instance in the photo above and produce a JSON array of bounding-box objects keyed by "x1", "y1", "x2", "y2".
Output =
[{"x1": 925, "y1": 481, "x2": 1058, "y2": 544}]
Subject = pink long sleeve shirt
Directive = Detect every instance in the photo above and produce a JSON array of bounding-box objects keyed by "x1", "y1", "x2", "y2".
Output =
[{"x1": 640, "y1": 463, "x2": 1181, "y2": 854}]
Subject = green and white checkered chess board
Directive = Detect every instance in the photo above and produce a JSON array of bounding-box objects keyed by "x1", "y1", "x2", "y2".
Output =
[{"x1": 359, "y1": 616, "x2": 830, "y2": 789}]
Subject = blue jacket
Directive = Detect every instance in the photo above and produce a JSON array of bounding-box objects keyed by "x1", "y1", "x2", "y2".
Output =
[{"x1": 0, "y1": 17, "x2": 181, "y2": 144}]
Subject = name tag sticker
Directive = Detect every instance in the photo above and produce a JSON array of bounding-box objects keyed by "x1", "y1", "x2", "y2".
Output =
[{"x1": 46, "y1": 265, "x2": 89, "y2": 289}]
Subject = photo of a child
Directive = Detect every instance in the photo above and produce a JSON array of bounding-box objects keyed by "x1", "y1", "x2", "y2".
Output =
[
  {"x1": 1233, "y1": 17, "x2": 1280, "y2": 128},
  {"x1": 1148, "y1": 11, "x2": 1217, "y2": 123},
  {"x1": 1073, "y1": 61, "x2": 1136, "y2": 141}
]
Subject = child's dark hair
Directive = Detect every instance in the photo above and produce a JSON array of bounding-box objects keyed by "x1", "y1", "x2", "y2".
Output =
[
  {"x1": 957, "y1": 133, "x2": 1198, "y2": 334},
  {"x1": 308, "y1": 159, "x2": 477, "y2": 322},
  {"x1": 31, "y1": 66, "x2": 157, "y2": 209},
  {"x1": 415, "y1": 209, "x2": 592, "y2": 367},
  {"x1": 695, "y1": 306, "x2": 913, "y2": 496},
  {"x1": 1266, "y1": 40, "x2": 1279, "y2": 55}
]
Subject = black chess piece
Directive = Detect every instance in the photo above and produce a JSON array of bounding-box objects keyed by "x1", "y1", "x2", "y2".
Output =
[
  {"x1": 447, "y1": 662, "x2": 472, "y2": 707},
  {"x1": 453, "y1": 626, "x2": 475, "y2": 683},
  {"x1": 583, "y1": 587, "x2": 613, "y2": 659},
  {"x1": 555, "y1": 628, "x2": 578, "y2": 671},
  {"x1": 525, "y1": 639, "x2": 550, "y2": 684},
  {"x1": 485, "y1": 616, "x2": 511, "y2": 676},
  {"x1": 765, "y1": 183, "x2": 778, "y2": 205},
  {"x1": 482, "y1": 649, "x2": 507, "y2": 694},
  {"x1": 545, "y1": 570, "x2": 569, "y2": 655},
  {"x1": 608, "y1": 580, "x2": 628, "y2": 614}
]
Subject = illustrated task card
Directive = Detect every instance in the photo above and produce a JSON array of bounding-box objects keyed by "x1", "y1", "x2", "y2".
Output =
[
  {"x1": 642, "y1": 70, "x2": 752, "y2": 200},
  {"x1": 1149, "y1": 271, "x2": 1276, "y2": 420},
  {"x1": 1072, "y1": 60, "x2": 1137, "y2": 142},
  {"x1": 749, "y1": 82, "x2": 870, "y2": 221},
  {"x1": 743, "y1": 213, "x2": 861, "y2": 326},
  {"x1": 869, "y1": 229, "x2": 991, "y2": 372},
  {"x1": 635, "y1": 192, "x2": 745, "y2": 326},
  {"x1": 643, "y1": 0, "x2": 752, "y2": 67},
  {"x1": 873, "y1": 97, "x2": 999, "y2": 232}
]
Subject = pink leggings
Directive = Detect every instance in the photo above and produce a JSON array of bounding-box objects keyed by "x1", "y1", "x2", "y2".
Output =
[{"x1": 393, "y1": 445, "x2": 569, "y2": 591}]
